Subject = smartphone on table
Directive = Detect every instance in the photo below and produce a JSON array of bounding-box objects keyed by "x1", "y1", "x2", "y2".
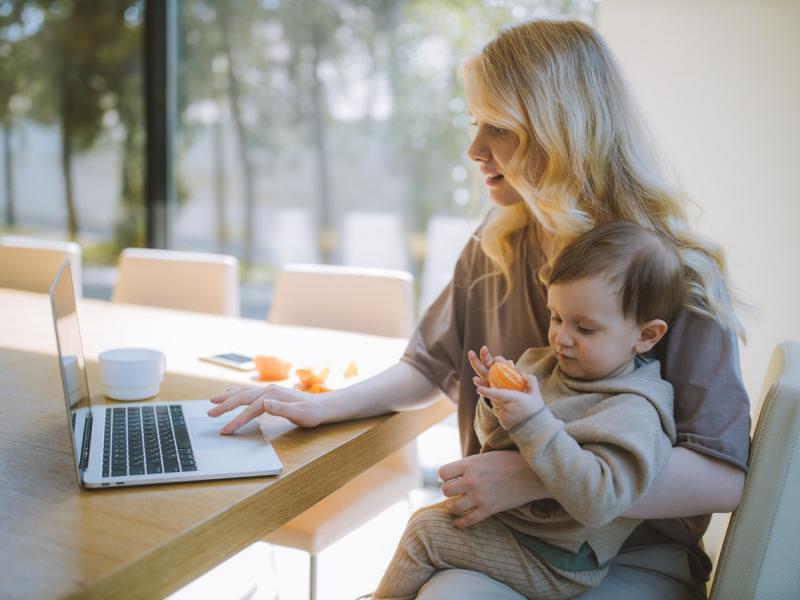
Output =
[{"x1": 199, "y1": 353, "x2": 256, "y2": 371}]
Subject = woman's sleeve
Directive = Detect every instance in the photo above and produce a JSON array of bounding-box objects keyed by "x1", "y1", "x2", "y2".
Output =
[
  {"x1": 400, "y1": 235, "x2": 480, "y2": 402},
  {"x1": 658, "y1": 309, "x2": 751, "y2": 472}
]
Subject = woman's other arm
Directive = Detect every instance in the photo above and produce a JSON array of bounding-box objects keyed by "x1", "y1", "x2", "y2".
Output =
[
  {"x1": 622, "y1": 446, "x2": 745, "y2": 517},
  {"x1": 208, "y1": 361, "x2": 441, "y2": 433},
  {"x1": 439, "y1": 446, "x2": 744, "y2": 528}
]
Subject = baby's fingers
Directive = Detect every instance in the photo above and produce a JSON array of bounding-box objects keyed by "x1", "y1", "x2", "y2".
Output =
[
  {"x1": 523, "y1": 373, "x2": 541, "y2": 394},
  {"x1": 468, "y1": 351, "x2": 490, "y2": 379},
  {"x1": 479, "y1": 346, "x2": 496, "y2": 367},
  {"x1": 476, "y1": 384, "x2": 524, "y2": 405},
  {"x1": 472, "y1": 375, "x2": 489, "y2": 388}
]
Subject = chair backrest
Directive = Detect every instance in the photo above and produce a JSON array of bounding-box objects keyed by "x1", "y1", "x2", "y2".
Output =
[
  {"x1": 112, "y1": 248, "x2": 240, "y2": 316},
  {"x1": 0, "y1": 236, "x2": 82, "y2": 295},
  {"x1": 268, "y1": 263, "x2": 414, "y2": 338},
  {"x1": 710, "y1": 341, "x2": 800, "y2": 600}
]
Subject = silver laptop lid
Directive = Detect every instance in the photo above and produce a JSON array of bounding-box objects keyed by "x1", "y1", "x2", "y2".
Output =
[{"x1": 49, "y1": 260, "x2": 93, "y2": 485}]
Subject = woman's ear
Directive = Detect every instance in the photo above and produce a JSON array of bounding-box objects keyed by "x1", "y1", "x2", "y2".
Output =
[{"x1": 635, "y1": 319, "x2": 668, "y2": 354}]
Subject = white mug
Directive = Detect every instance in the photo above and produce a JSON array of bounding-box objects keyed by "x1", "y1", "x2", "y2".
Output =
[{"x1": 99, "y1": 348, "x2": 166, "y2": 401}]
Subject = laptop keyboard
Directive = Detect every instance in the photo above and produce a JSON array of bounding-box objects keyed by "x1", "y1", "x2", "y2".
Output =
[{"x1": 103, "y1": 405, "x2": 197, "y2": 478}]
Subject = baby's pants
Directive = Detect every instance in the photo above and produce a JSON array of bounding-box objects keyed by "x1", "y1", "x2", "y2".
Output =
[{"x1": 373, "y1": 504, "x2": 608, "y2": 600}]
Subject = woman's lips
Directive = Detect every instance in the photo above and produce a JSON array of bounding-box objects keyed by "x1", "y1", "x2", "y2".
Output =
[{"x1": 486, "y1": 174, "x2": 504, "y2": 187}]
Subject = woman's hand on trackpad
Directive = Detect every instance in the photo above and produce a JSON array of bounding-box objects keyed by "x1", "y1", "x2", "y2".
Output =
[{"x1": 208, "y1": 385, "x2": 324, "y2": 433}]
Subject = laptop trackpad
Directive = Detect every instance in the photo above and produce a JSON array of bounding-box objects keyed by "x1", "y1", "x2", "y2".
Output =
[{"x1": 187, "y1": 418, "x2": 266, "y2": 451}]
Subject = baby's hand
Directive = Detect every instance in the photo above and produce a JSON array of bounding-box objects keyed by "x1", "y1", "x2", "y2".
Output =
[
  {"x1": 477, "y1": 373, "x2": 544, "y2": 431},
  {"x1": 468, "y1": 346, "x2": 514, "y2": 388}
]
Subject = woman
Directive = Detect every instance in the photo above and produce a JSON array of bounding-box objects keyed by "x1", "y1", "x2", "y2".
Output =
[{"x1": 209, "y1": 20, "x2": 750, "y2": 599}]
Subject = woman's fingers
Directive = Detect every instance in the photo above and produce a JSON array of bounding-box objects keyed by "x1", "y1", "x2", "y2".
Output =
[
  {"x1": 220, "y1": 399, "x2": 266, "y2": 435},
  {"x1": 440, "y1": 474, "x2": 467, "y2": 498},
  {"x1": 452, "y1": 506, "x2": 490, "y2": 529},
  {"x1": 437, "y1": 458, "x2": 465, "y2": 483},
  {"x1": 445, "y1": 493, "x2": 475, "y2": 516},
  {"x1": 439, "y1": 451, "x2": 545, "y2": 529},
  {"x1": 207, "y1": 388, "x2": 260, "y2": 417},
  {"x1": 439, "y1": 460, "x2": 479, "y2": 521},
  {"x1": 209, "y1": 386, "x2": 250, "y2": 404}
]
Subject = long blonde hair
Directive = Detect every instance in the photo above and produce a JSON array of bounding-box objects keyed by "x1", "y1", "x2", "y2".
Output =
[{"x1": 460, "y1": 19, "x2": 745, "y2": 340}]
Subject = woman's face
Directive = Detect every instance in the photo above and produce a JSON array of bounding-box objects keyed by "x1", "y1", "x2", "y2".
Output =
[{"x1": 467, "y1": 118, "x2": 524, "y2": 207}]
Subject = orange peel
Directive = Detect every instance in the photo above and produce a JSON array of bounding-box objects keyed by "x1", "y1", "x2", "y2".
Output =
[
  {"x1": 344, "y1": 360, "x2": 359, "y2": 379},
  {"x1": 295, "y1": 367, "x2": 331, "y2": 393}
]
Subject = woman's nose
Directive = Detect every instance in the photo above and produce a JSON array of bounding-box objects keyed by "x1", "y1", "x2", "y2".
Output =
[{"x1": 467, "y1": 130, "x2": 489, "y2": 163}]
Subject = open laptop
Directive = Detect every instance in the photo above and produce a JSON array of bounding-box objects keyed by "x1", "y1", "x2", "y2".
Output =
[{"x1": 49, "y1": 260, "x2": 283, "y2": 488}]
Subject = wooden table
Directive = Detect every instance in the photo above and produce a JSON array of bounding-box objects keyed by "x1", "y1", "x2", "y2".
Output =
[{"x1": 0, "y1": 288, "x2": 452, "y2": 600}]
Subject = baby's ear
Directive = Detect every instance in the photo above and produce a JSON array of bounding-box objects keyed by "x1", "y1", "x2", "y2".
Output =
[{"x1": 635, "y1": 319, "x2": 668, "y2": 354}]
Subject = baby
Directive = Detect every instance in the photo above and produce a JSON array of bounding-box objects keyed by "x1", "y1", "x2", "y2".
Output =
[{"x1": 373, "y1": 221, "x2": 685, "y2": 599}]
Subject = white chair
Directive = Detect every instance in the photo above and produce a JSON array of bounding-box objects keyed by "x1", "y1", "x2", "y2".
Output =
[
  {"x1": 0, "y1": 236, "x2": 82, "y2": 295},
  {"x1": 709, "y1": 340, "x2": 800, "y2": 599},
  {"x1": 266, "y1": 262, "x2": 420, "y2": 600},
  {"x1": 268, "y1": 263, "x2": 415, "y2": 337},
  {"x1": 111, "y1": 248, "x2": 240, "y2": 316}
]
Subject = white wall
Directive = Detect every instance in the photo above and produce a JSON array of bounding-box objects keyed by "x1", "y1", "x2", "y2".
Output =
[{"x1": 598, "y1": 0, "x2": 800, "y2": 411}]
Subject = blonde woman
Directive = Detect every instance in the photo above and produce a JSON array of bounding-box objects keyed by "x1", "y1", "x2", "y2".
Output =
[{"x1": 209, "y1": 20, "x2": 749, "y2": 599}]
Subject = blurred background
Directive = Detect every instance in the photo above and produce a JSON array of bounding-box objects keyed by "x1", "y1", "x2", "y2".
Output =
[{"x1": 0, "y1": 0, "x2": 596, "y2": 320}]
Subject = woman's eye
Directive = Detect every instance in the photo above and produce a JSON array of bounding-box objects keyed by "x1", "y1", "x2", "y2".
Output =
[
  {"x1": 489, "y1": 125, "x2": 507, "y2": 135},
  {"x1": 550, "y1": 316, "x2": 562, "y2": 323}
]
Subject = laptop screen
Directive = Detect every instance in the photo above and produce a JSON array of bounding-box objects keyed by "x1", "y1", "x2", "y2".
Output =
[{"x1": 49, "y1": 261, "x2": 92, "y2": 484}]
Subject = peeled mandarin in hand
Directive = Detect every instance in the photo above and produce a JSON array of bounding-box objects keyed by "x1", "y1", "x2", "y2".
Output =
[
  {"x1": 488, "y1": 362, "x2": 527, "y2": 391},
  {"x1": 254, "y1": 355, "x2": 292, "y2": 381}
]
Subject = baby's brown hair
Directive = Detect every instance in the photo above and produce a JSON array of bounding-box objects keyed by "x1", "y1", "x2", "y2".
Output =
[{"x1": 540, "y1": 221, "x2": 685, "y2": 324}]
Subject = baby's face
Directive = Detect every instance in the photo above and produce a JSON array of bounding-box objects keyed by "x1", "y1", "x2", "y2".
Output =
[{"x1": 546, "y1": 276, "x2": 644, "y2": 380}]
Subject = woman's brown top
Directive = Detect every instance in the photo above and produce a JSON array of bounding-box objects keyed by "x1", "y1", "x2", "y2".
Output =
[{"x1": 401, "y1": 220, "x2": 751, "y2": 580}]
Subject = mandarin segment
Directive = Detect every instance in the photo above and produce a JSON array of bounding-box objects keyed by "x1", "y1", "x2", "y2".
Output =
[{"x1": 488, "y1": 362, "x2": 527, "y2": 391}]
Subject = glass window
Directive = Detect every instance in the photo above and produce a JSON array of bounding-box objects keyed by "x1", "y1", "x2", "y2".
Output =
[
  {"x1": 0, "y1": 0, "x2": 144, "y2": 298},
  {"x1": 177, "y1": 0, "x2": 596, "y2": 317},
  {"x1": 1, "y1": 1, "x2": 595, "y2": 312}
]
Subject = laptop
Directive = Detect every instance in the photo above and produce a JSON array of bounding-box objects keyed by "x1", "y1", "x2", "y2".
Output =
[{"x1": 49, "y1": 260, "x2": 283, "y2": 488}]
